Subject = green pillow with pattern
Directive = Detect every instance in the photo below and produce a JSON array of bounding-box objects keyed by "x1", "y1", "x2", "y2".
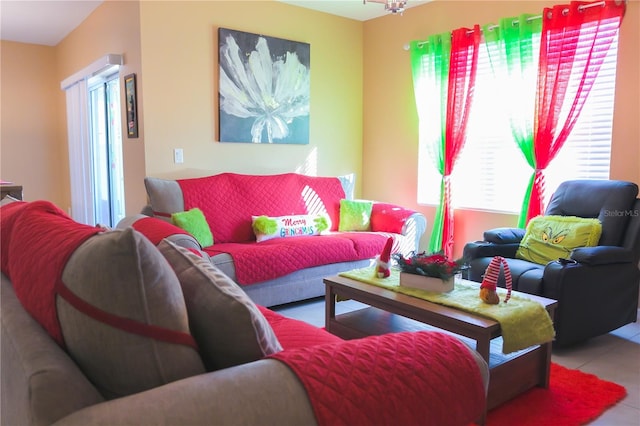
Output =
[{"x1": 516, "y1": 215, "x2": 602, "y2": 265}]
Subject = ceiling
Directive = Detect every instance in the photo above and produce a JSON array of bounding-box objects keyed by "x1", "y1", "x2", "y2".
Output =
[
  {"x1": 1, "y1": 1, "x2": 104, "y2": 46},
  {"x1": 0, "y1": 0, "x2": 430, "y2": 47}
]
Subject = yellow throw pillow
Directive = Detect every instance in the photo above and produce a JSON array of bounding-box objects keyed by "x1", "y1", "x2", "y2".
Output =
[{"x1": 516, "y1": 215, "x2": 602, "y2": 265}]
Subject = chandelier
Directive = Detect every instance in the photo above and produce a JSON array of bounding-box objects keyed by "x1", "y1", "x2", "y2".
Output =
[{"x1": 363, "y1": 0, "x2": 408, "y2": 15}]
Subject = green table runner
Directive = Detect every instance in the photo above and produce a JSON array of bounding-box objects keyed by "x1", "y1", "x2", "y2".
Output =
[{"x1": 338, "y1": 268, "x2": 555, "y2": 354}]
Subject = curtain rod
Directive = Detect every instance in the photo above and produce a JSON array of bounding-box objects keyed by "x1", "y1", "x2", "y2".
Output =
[{"x1": 404, "y1": 0, "x2": 607, "y2": 50}]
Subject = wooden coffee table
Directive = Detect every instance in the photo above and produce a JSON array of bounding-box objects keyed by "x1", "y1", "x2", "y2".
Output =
[{"x1": 324, "y1": 275, "x2": 557, "y2": 411}]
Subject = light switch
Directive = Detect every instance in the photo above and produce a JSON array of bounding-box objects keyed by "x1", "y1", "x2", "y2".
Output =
[{"x1": 174, "y1": 148, "x2": 184, "y2": 164}]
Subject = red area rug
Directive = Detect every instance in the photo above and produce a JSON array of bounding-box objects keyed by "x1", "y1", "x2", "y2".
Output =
[{"x1": 486, "y1": 363, "x2": 627, "y2": 426}]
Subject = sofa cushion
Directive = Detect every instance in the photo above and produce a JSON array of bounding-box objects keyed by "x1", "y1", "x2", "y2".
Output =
[
  {"x1": 158, "y1": 240, "x2": 283, "y2": 371},
  {"x1": 516, "y1": 215, "x2": 602, "y2": 265},
  {"x1": 171, "y1": 208, "x2": 214, "y2": 247},
  {"x1": 57, "y1": 228, "x2": 205, "y2": 399},
  {"x1": 252, "y1": 214, "x2": 328, "y2": 242},
  {"x1": 144, "y1": 177, "x2": 185, "y2": 219},
  {"x1": 339, "y1": 199, "x2": 373, "y2": 232},
  {"x1": 205, "y1": 232, "x2": 389, "y2": 285},
  {"x1": 545, "y1": 179, "x2": 638, "y2": 246},
  {"x1": 176, "y1": 173, "x2": 346, "y2": 243}
]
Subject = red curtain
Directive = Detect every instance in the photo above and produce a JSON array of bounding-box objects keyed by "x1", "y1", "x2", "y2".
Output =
[
  {"x1": 441, "y1": 25, "x2": 481, "y2": 258},
  {"x1": 525, "y1": 0, "x2": 625, "y2": 222}
]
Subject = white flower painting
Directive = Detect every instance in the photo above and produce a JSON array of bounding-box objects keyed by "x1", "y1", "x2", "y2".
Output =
[{"x1": 218, "y1": 28, "x2": 310, "y2": 144}]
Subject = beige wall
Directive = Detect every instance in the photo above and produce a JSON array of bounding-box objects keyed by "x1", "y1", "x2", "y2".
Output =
[
  {"x1": 1, "y1": 42, "x2": 63, "y2": 204},
  {"x1": 1, "y1": 0, "x2": 145, "y2": 216},
  {"x1": 362, "y1": 0, "x2": 640, "y2": 257},
  {"x1": 56, "y1": 0, "x2": 145, "y2": 217},
  {"x1": 139, "y1": 1, "x2": 363, "y2": 188}
]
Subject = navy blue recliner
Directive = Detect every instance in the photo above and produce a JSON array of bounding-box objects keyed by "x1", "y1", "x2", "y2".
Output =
[{"x1": 463, "y1": 180, "x2": 640, "y2": 346}]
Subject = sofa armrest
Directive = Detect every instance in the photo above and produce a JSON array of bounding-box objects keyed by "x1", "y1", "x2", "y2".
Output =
[
  {"x1": 52, "y1": 359, "x2": 317, "y2": 426},
  {"x1": 370, "y1": 202, "x2": 427, "y2": 253},
  {"x1": 569, "y1": 246, "x2": 635, "y2": 266},
  {"x1": 2, "y1": 276, "x2": 106, "y2": 426},
  {"x1": 463, "y1": 241, "x2": 520, "y2": 261},
  {"x1": 269, "y1": 331, "x2": 487, "y2": 426},
  {"x1": 117, "y1": 215, "x2": 204, "y2": 253}
]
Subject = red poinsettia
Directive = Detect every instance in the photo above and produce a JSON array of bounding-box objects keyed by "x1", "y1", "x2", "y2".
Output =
[{"x1": 393, "y1": 251, "x2": 465, "y2": 280}]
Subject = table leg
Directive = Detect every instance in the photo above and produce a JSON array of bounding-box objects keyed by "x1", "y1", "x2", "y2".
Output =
[
  {"x1": 539, "y1": 340, "x2": 552, "y2": 388},
  {"x1": 324, "y1": 283, "x2": 336, "y2": 330},
  {"x1": 475, "y1": 338, "x2": 490, "y2": 364}
]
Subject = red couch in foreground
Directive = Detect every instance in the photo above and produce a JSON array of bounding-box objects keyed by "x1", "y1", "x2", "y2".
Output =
[
  {"x1": 126, "y1": 172, "x2": 427, "y2": 307},
  {"x1": 1, "y1": 199, "x2": 487, "y2": 426}
]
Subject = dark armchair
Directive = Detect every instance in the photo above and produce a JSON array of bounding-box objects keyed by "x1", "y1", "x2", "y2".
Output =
[{"x1": 463, "y1": 180, "x2": 640, "y2": 346}]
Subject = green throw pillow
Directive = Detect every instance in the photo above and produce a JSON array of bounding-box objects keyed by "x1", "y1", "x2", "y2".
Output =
[
  {"x1": 171, "y1": 208, "x2": 214, "y2": 247},
  {"x1": 516, "y1": 215, "x2": 602, "y2": 265},
  {"x1": 338, "y1": 199, "x2": 373, "y2": 232}
]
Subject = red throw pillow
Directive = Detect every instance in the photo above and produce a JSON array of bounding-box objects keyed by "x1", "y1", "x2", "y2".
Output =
[{"x1": 370, "y1": 203, "x2": 410, "y2": 234}]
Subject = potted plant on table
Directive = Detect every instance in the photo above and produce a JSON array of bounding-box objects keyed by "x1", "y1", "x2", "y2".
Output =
[{"x1": 393, "y1": 252, "x2": 465, "y2": 293}]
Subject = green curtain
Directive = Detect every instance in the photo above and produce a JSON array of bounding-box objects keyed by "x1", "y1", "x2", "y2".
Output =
[
  {"x1": 410, "y1": 33, "x2": 451, "y2": 253},
  {"x1": 483, "y1": 15, "x2": 542, "y2": 228}
]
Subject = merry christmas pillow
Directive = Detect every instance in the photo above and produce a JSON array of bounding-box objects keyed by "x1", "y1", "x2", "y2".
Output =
[{"x1": 252, "y1": 214, "x2": 329, "y2": 242}]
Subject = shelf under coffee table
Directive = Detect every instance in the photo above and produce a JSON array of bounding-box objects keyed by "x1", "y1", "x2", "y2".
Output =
[{"x1": 324, "y1": 275, "x2": 557, "y2": 411}]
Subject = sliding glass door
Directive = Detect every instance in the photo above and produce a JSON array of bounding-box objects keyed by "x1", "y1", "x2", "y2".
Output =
[{"x1": 88, "y1": 75, "x2": 125, "y2": 227}]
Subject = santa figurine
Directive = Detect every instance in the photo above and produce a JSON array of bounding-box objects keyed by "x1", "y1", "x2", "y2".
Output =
[{"x1": 375, "y1": 237, "x2": 394, "y2": 278}]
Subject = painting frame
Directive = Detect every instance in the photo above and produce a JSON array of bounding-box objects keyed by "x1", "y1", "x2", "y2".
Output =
[
  {"x1": 124, "y1": 73, "x2": 138, "y2": 138},
  {"x1": 218, "y1": 28, "x2": 310, "y2": 144}
]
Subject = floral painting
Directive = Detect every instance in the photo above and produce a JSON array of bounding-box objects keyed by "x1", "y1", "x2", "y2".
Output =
[{"x1": 218, "y1": 28, "x2": 310, "y2": 144}]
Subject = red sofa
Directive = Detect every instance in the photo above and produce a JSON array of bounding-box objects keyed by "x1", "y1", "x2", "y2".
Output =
[{"x1": 127, "y1": 172, "x2": 427, "y2": 306}]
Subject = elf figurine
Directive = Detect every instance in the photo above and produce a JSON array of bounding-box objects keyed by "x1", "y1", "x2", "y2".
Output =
[
  {"x1": 479, "y1": 256, "x2": 512, "y2": 304},
  {"x1": 375, "y1": 237, "x2": 394, "y2": 278}
]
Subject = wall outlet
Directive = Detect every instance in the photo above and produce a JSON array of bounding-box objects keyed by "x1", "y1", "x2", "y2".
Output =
[{"x1": 173, "y1": 148, "x2": 184, "y2": 164}]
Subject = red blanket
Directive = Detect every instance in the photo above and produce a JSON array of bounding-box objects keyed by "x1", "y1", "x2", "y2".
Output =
[
  {"x1": 178, "y1": 173, "x2": 346, "y2": 243},
  {"x1": 269, "y1": 331, "x2": 486, "y2": 426},
  {"x1": 0, "y1": 200, "x2": 27, "y2": 276},
  {"x1": 205, "y1": 232, "x2": 389, "y2": 284},
  {"x1": 5, "y1": 201, "x2": 100, "y2": 346},
  {"x1": 132, "y1": 216, "x2": 191, "y2": 245},
  {"x1": 258, "y1": 305, "x2": 342, "y2": 349}
]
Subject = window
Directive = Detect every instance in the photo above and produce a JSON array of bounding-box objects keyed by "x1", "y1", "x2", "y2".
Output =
[{"x1": 417, "y1": 22, "x2": 619, "y2": 214}]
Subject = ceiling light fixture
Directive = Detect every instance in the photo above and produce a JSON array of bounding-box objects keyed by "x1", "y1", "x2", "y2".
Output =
[{"x1": 363, "y1": 0, "x2": 408, "y2": 15}]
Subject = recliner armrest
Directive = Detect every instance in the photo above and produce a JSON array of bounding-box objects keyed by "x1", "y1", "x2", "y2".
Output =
[
  {"x1": 463, "y1": 241, "x2": 520, "y2": 260},
  {"x1": 483, "y1": 227, "x2": 525, "y2": 244},
  {"x1": 570, "y1": 246, "x2": 635, "y2": 266}
]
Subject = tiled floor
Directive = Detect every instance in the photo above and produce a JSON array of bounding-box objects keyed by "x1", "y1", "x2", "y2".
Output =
[{"x1": 272, "y1": 298, "x2": 640, "y2": 426}]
